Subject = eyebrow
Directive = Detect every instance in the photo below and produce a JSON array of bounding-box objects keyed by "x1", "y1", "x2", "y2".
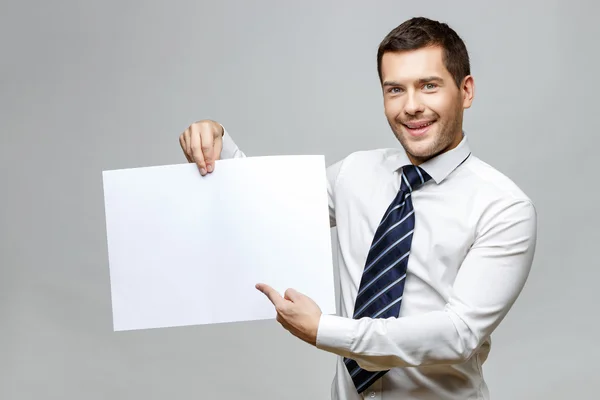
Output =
[{"x1": 382, "y1": 76, "x2": 444, "y2": 87}]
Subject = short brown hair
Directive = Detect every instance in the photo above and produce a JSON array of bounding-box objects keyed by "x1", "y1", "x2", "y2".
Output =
[{"x1": 377, "y1": 17, "x2": 470, "y2": 88}]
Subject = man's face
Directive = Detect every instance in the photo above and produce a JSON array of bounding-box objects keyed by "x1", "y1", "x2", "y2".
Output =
[{"x1": 381, "y1": 45, "x2": 474, "y2": 164}]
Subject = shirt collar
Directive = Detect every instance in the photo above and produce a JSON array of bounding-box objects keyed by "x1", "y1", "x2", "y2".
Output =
[{"x1": 384, "y1": 132, "x2": 472, "y2": 184}]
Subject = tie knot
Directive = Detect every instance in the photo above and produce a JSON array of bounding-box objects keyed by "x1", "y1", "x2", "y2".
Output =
[{"x1": 400, "y1": 164, "x2": 431, "y2": 193}]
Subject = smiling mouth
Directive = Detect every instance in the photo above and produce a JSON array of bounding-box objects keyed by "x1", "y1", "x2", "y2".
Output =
[{"x1": 402, "y1": 120, "x2": 436, "y2": 136}]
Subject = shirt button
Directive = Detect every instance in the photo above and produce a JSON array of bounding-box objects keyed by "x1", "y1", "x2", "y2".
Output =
[{"x1": 369, "y1": 392, "x2": 376, "y2": 398}]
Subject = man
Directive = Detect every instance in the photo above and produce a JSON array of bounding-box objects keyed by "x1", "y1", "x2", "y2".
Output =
[{"x1": 178, "y1": 17, "x2": 537, "y2": 400}]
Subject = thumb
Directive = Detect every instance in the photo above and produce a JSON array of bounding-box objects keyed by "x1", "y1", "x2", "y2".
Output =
[{"x1": 284, "y1": 288, "x2": 301, "y2": 302}]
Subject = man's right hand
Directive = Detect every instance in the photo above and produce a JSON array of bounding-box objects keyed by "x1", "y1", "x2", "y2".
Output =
[{"x1": 179, "y1": 119, "x2": 224, "y2": 175}]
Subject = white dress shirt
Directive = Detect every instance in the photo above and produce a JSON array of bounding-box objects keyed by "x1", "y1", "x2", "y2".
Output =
[{"x1": 221, "y1": 128, "x2": 537, "y2": 400}]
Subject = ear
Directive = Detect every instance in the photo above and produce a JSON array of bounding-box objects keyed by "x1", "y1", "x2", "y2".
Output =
[{"x1": 461, "y1": 75, "x2": 475, "y2": 109}]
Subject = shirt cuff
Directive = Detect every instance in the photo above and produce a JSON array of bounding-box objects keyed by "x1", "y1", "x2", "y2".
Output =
[
  {"x1": 315, "y1": 314, "x2": 357, "y2": 355},
  {"x1": 220, "y1": 125, "x2": 241, "y2": 159}
]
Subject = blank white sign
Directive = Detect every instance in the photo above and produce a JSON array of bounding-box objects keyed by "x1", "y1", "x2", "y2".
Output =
[{"x1": 102, "y1": 155, "x2": 336, "y2": 331}]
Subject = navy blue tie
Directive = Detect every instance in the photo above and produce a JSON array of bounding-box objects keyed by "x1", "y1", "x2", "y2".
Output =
[{"x1": 344, "y1": 164, "x2": 432, "y2": 393}]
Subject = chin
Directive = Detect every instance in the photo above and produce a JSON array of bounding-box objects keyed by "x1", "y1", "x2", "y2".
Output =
[
  {"x1": 407, "y1": 147, "x2": 437, "y2": 161},
  {"x1": 399, "y1": 135, "x2": 436, "y2": 157}
]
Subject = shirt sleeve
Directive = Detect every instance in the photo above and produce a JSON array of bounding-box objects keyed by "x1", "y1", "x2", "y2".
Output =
[
  {"x1": 315, "y1": 198, "x2": 538, "y2": 370},
  {"x1": 326, "y1": 158, "x2": 344, "y2": 228},
  {"x1": 220, "y1": 125, "x2": 247, "y2": 159}
]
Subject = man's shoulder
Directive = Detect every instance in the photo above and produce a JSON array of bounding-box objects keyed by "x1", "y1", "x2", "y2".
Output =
[
  {"x1": 460, "y1": 156, "x2": 538, "y2": 243},
  {"x1": 462, "y1": 155, "x2": 534, "y2": 206}
]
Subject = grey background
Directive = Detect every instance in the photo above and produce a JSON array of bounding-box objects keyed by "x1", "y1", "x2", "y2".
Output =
[{"x1": 1, "y1": 0, "x2": 598, "y2": 399}]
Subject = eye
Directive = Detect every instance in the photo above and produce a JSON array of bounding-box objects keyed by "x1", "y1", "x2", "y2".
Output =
[
  {"x1": 388, "y1": 87, "x2": 403, "y2": 94},
  {"x1": 423, "y1": 83, "x2": 437, "y2": 90}
]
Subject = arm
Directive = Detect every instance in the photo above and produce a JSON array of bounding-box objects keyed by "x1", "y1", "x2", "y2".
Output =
[
  {"x1": 315, "y1": 198, "x2": 537, "y2": 370},
  {"x1": 220, "y1": 126, "x2": 247, "y2": 159},
  {"x1": 326, "y1": 157, "x2": 343, "y2": 228}
]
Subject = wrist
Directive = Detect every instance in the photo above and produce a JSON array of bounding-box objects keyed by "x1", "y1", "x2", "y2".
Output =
[{"x1": 310, "y1": 313, "x2": 322, "y2": 346}]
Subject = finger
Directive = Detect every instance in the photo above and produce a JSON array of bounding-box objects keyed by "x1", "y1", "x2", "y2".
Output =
[
  {"x1": 256, "y1": 283, "x2": 285, "y2": 308},
  {"x1": 184, "y1": 128, "x2": 193, "y2": 158},
  {"x1": 200, "y1": 127, "x2": 215, "y2": 172},
  {"x1": 190, "y1": 125, "x2": 207, "y2": 175},
  {"x1": 179, "y1": 132, "x2": 192, "y2": 163}
]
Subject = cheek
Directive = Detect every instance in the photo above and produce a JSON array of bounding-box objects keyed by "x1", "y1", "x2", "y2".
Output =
[
  {"x1": 383, "y1": 98, "x2": 403, "y2": 120},
  {"x1": 426, "y1": 95, "x2": 457, "y2": 117}
]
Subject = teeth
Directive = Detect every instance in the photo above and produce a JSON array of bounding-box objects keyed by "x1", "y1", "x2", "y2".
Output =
[{"x1": 408, "y1": 121, "x2": 433, "y2": 129}]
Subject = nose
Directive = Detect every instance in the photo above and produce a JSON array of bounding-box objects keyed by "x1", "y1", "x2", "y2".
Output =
[{"x1": 403, "y1": 91, "x2": 425, "y2": 115}]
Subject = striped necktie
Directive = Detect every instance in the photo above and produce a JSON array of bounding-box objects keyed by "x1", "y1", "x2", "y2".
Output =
[{"x1": 344, "y1": 164, "x2": 432, "y2": 393}]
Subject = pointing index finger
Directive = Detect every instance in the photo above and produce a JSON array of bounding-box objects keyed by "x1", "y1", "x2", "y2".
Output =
[{"x1": 256, "y1": 283, "x2": 284, "y2": 308}]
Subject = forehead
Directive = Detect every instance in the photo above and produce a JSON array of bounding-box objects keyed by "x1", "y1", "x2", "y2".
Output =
[{"x1": 380, "y1": 46, "x2": 449, "y2": 82}]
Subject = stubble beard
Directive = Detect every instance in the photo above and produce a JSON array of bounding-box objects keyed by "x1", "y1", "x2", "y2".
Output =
[{"x1": 389, "y1": 112, "x2": 463, "y2": 164}]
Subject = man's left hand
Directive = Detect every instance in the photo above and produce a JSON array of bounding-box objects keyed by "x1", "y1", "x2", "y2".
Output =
[{"x1": 255, "y1": 283, "x2": 322, "y2": 346}]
